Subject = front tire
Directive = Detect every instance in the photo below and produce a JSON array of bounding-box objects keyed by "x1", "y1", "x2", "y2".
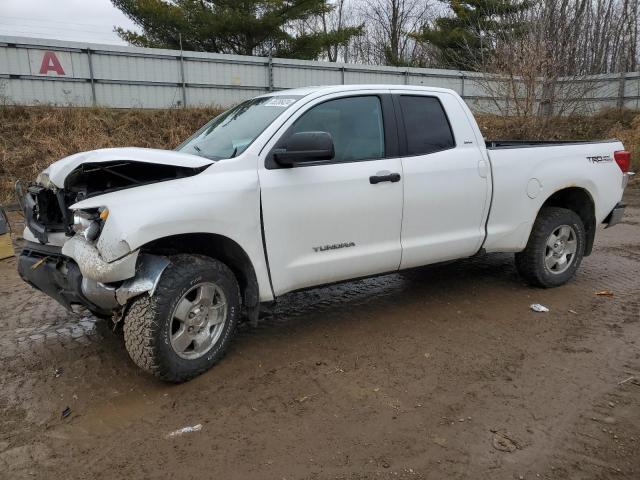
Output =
[
  {"x1": 515, "y1": 207, "x2": 586, "y2": 288},
  {"x1": 123, "y1": 254, "x2": 240, "y2": 382}
]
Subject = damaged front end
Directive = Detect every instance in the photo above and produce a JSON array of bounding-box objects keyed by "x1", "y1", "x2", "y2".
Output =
[
  {"x1": 17, "y1": 242, "x2": 168, "y2": 316},
  {"x1": 17, "y1": 149, "x2": 211, "y2": 316}
]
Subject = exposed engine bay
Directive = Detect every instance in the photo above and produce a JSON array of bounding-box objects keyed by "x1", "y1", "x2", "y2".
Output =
[{"x1": 19, "y1": 160, "x2": 208, "y2": 244}]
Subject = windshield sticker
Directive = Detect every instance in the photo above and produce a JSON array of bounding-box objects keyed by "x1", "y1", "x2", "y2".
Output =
[{"x1": 264, "y1": 98, "x2": 297, "y2": 107}]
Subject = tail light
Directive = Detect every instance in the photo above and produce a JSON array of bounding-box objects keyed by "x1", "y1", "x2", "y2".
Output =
[{"x1": 614, "y1": 150, "x2": 631, "y2": 173}]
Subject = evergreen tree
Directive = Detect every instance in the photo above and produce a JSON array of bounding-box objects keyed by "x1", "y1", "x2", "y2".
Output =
[
  {"x1": 112, "y1": 0, "x2": 361, "y2": 59},
  {"x1": 413, "y1": 0, "x2": 531, "y2": 70}
]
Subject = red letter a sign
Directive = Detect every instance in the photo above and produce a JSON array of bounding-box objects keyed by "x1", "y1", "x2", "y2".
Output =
[{"x1": 39, "y1": 51, "x2": 66, "y2": 75}]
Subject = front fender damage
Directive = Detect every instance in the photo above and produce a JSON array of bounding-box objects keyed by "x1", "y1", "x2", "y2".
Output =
[
  {"x1": 61, "y1": 235, "x2": 169, "y2": 311},
  {"x1": 115, "y1": 254, "x2": 170, "y2": 305}
]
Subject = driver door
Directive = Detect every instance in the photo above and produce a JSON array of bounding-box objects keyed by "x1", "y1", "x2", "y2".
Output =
[{"x1": 258, "y1": 93, "x2": 404, "y2": 296}]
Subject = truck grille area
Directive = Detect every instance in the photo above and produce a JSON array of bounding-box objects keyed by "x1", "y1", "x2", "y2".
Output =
[{"x1": 21, "y1": 185, "x2": 74, "y2": 244}]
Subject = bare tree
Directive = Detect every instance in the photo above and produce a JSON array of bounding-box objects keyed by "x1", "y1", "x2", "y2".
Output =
[
  {"x1": 322, "y1": 0, "x2": 350, "y2": 61},
  {"x1": 351, "y1": 0, "x2": 432, "y2": 66},
  {"x1": 289, "y1": 0, "x2": 363, "y2": 62},
  {"x1": 456, "y1": 0, "x2": 638, "y2": 130},
  {"x1": 541, "y1": 0, "x2": 638, "y2": 75}
]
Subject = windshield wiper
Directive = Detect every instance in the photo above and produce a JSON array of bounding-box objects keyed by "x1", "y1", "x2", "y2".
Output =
[
  {"x1": 190, "y1": 144, "x2": 236, "y2": 161},
  {"x1": 190, "y1": 144, "x2": 221, "y2": 161}
]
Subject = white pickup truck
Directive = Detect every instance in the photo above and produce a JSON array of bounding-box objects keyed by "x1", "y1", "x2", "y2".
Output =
[{"x1": 17, "y1": 85, "x2": 632, "y2": 382}]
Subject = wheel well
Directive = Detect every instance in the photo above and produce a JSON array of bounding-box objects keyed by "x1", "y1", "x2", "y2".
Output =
[
  {"x1": 540, "y1": 187, "x2": 596, "y2": 256},
  {"x1": 140, "y1": 233, "x2": 260, "y2": 309}
]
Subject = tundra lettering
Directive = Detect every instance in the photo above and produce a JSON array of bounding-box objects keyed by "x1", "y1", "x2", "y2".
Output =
[{"x1": 313, "y1": 242, "x2": 356, "y2": 252}]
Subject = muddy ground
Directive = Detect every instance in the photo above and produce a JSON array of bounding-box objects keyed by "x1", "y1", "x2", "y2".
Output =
[{"x1": 1, "y1": 188, "x2": 639, "y2": 480}]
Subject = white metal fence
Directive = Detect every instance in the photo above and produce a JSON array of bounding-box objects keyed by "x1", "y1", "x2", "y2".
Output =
[{"x1": 1, "y1": 35, "x2": 639, "y2": 112}]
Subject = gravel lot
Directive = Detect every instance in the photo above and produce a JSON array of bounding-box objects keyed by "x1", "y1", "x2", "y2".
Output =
[{"x1": 0, "y1": 187, "x2": 639, "y2": 480}]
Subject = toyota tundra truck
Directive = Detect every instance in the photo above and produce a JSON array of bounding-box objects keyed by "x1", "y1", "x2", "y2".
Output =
[{"x1": 16, "y1": 85, "x2": 633, "y2": 382}]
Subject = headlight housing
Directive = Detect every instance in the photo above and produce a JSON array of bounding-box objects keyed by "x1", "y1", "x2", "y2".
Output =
[
  {"x1": 73, "y1": 207, "x2": 108, "y2": 242},
  {"x1": 35, "y1": 171, "x2": 54, "y2": 189}
]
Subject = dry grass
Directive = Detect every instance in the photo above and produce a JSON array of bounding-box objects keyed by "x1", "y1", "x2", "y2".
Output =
[
  {"x1": 0, "y1": 105, "x2": 221, "y2": 204},
  {"x1": 1, "y1": 105, "x2": 638, "y2": 205},
  {"x1": 476, "y1": 109, "x2": 640, "y2": 170}
]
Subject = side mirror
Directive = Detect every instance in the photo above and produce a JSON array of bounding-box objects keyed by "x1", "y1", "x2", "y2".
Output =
[{"x1": 273, "y1": 131, "x2": 335, "y2": 167}]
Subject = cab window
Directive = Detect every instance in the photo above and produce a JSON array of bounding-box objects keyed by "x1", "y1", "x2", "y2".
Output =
[
  {"x1": 399, "y1": 95, "x2": 455, "y2": 156},
  {"x1": 289, "y1": 96, "x2": 385, "y2": 162}
]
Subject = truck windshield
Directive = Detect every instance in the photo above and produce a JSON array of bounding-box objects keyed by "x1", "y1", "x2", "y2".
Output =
[{"x1": 177, "y1": 96, "x2": 302, "y2": 161}]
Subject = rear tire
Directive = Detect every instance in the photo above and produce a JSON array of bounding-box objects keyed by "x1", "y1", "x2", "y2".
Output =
[
  {"x1": 515, "y1": 207, "x2": 586, "y2": 288},
  {"x1": 123, "y1": 254, "x2": 240, "y2": 382}
]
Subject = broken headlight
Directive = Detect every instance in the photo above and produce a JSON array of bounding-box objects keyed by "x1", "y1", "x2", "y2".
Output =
[
  {"x1": 35, "y1": 171, "x2": 55, "y2": 190},
  {"x1": 73, "y1": 207, "x2": 108, "y2": 242}
]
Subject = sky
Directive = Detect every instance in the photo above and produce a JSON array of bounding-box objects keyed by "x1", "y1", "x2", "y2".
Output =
[{"x1": 0, "y1": 0, "x2": 139, "y2": 45}]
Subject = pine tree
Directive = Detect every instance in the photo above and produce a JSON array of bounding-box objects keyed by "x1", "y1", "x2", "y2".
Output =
[
  {"x1": 112, "y1": 0, "x2": 361, "y2": 60},
  {"x1": 413, "y1": 0, "x2": 531, "y2": 70}
]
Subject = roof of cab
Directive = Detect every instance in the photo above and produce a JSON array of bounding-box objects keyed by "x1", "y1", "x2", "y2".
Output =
[{"x1": 260, "y1": 84, "x2": 457, "y2": 100}]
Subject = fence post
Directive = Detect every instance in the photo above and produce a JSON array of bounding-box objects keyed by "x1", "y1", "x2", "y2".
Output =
[
  {"x1": 460, "y1": 74, "x2": 465, "y2": 98},
  {"x1": 404, "y1": 69, "x2": 409, "y2": 85},
  {"x1": 178, "y1": 54, "x2": 187, "y2": 107},
  {"x1": 86, "y1": 48, "x2": 97, "y2": 107},
  {"x1": 177, "y1": 34, "x2": 187, "y2": 107},
  {"x1": 267, "y1": 55, "x2": 274, "y2": 92},
  {"x1": 617, "y1": 72, "x2": 626, "y2": 110},
  {"x1": 341, "y1": 65, "x2": 345, "y2": 84}
]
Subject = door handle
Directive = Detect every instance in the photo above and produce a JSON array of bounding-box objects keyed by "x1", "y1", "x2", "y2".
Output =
[
  {"x1": 369, "y1": 173, "x2": 401, "y2": 184},
  {"x1": 477, "y1": 159, "x2": 489, "y2": 178}
]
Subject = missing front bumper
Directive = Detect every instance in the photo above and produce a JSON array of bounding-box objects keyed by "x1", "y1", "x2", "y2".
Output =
[
  {"x1": 17, "y1": 243, "x2": 104, "y2": 313},
  {"x1": 18, "y1": 241, "x2": 169, "y2": 315}
]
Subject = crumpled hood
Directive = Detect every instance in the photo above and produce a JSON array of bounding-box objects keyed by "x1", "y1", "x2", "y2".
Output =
[{"x1": 43, "y1": 147, "x2": 213, "y2": 188}]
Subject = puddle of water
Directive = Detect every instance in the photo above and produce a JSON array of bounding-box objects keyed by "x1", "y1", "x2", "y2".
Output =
[{"x1": 46, "y1": 386, "x2": 172, "y2": 439}]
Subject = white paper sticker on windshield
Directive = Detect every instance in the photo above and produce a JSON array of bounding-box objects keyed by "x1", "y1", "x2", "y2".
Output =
[{"x1": 264, "y1": 97, "x2": 297, "y2": 107}]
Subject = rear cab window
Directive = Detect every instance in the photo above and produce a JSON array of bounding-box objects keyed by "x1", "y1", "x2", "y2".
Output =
[{"x1": 397, "y1": 95, "x2": 455, "y2": 156}]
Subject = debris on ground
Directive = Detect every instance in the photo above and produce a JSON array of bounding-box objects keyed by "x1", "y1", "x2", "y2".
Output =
[
  {"x1": 295, "y1": 394, "x2": 317, "y2": 403},
  {"x1": 165, "y1": 424, "x2": 203, "y2": 439},
  {"x1": 595, "y1": 290, "x2": 615, "y2": 296},
  {"x1": 432, "y1": 436, "x2": 447, "y2": 447},
  {"x1": 0, "y1": 208, "x2": 14, "y2": 260},
  {"x1": 618, "y1": 376, "x2": 635, "y2": 385},
  {"x1": 61, "y1": 407, "x2": 71, "y2": 419},
  {"x1": 491, "y1": 430, "x2": 519, "y2": 452},
  {"x1": 530, "y1": 304, "x2": 549, "y2": 313},
  {"x1": 568, "y1": 309, "x2": 578, "y2": 314},
  {"x1": 54, "y1": 367, "x2": 63, "y2": 378}
]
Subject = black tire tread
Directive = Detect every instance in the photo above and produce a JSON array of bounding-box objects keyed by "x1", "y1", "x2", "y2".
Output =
[
  {"x1": 123, "y1": 254, "x2": 239, "y2": 383},
  {"x1": 515, "y1": 207, "x2": 585, "y2": 288}
]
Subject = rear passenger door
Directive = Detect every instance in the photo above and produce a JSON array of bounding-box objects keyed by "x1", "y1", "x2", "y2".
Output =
[{"x1": 394, "y1": 92, "x2": 490, "y2": 268}]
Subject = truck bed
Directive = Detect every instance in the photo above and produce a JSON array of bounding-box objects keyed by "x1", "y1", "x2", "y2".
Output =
[{"x1": 482, "y1": 138, "x2": 625, "y2": 255}]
